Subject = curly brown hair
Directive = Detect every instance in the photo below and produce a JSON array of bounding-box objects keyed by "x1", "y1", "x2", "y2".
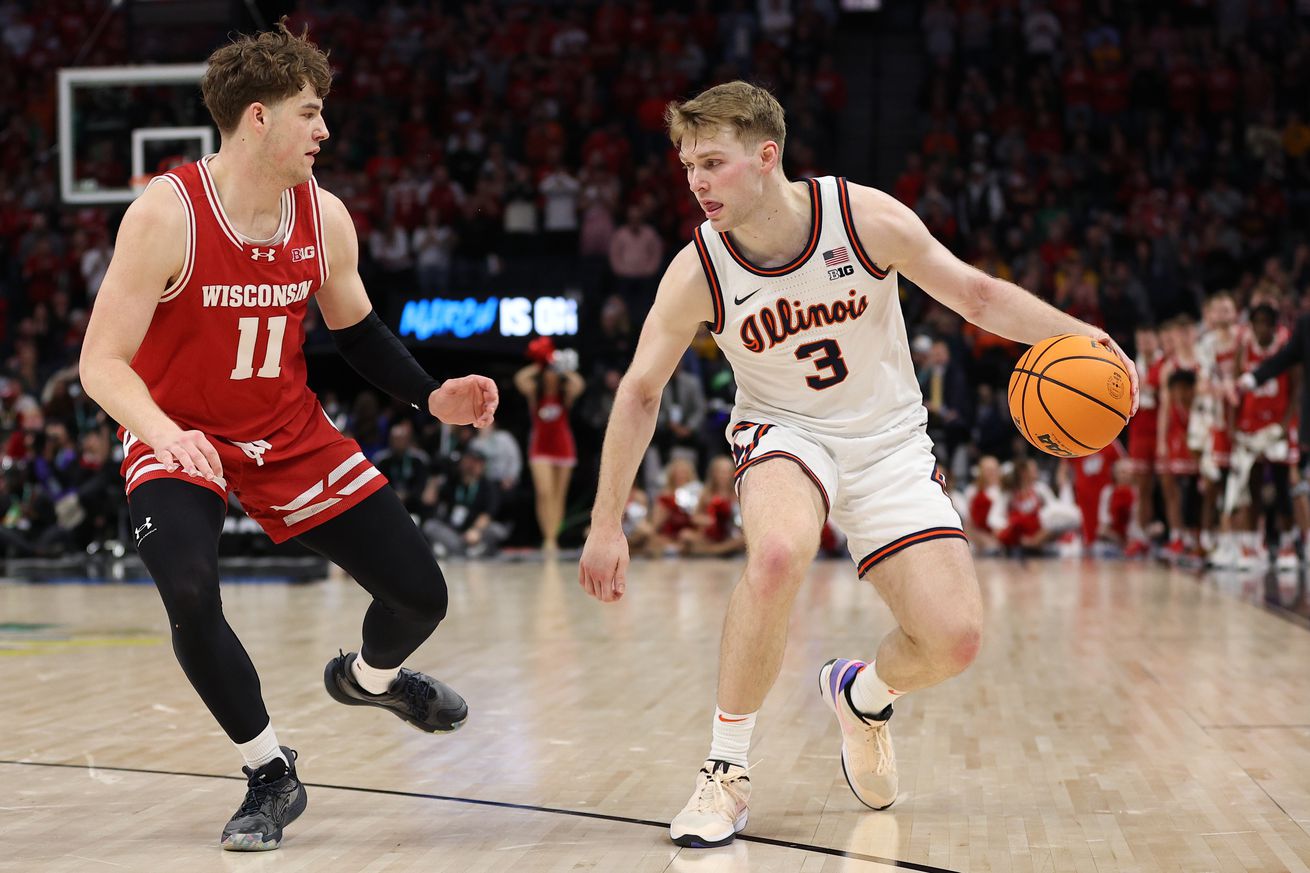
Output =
[{"x1": 200, "y1": 17, "x2": 332, "y2": 135}]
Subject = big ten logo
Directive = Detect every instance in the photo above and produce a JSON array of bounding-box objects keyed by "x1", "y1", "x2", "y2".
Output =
[
  {"x1": 499, "y1": 296, "x2": 579, "y2": 338},
  {"x1": 291, "y1": 245, "x2": 316, "y2": 263},
  {"x1": 827, "y1": 264, "x2": 854, "y2": 281}
]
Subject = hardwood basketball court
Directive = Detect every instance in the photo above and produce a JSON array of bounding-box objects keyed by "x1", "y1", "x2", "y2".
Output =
[{"x1": 3, "y1": 556, "x2": 1309, "y2": 872}]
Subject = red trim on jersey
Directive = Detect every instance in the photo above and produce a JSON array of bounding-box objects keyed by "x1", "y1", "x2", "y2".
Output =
[
  {"x1": 693, "y1": 226, "x2": 725, "y2": 333},
  {"x1": 836, "y1": 177, "x2": 890, "y2": 280},
  {"x1": 734, "y1": 450, "x2": 830, "y2": 517},
  {"x1": 719, "y1": 177, "x2": 821, "y2": 277}
]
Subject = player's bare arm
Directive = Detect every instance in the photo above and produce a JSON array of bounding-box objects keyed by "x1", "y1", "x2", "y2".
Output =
[
  {"x1": 79, "y1": 182, "x2": 225, "y2": 481},
  {"x1": 846, "y1": 183, "x2": 1139, "y2": 415},
  {"x1": 315, "y1": 188, "x2": 497, "y2": 427},
  {"x1": 579, "y1": 243, "x2": 712, "y2": 603}
]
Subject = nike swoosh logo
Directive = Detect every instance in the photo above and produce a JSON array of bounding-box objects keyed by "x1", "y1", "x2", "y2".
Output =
[
  {"x1": 718, "y1": 715, "x2": 750, "y2": 723},
  {"x1": 733, "y1": 288, "x2": 764, "y2": 306}
]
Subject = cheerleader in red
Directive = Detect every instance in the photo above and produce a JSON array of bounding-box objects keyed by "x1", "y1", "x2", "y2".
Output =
[
  {"x1": 1097, "y1": 460, "x2": 1138, "y2": 547},
  {"x1": 515, "y1": 339, "x2": 585, "y2": 552}
]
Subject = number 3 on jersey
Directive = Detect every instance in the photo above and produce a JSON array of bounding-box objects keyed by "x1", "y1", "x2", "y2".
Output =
[
  {"x1": 230, "y1": 315, "x2": 287, "y2": 380},
  {"x1": 794, "y1": 339, "x2": 848, "y2": 390}
]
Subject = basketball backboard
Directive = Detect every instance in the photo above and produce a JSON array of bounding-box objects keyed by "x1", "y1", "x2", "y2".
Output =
[{"x1": 58, "y1": 64, "x2": 213, "y2": 205}]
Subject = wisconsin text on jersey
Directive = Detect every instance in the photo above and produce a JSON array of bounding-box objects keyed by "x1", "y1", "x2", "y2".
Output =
[
  {"x1": 202, "y1": 282, "x2": 315, "y2": 308},
  {"x1": 740, "y1": 289, "x2": 869, "y2": 354}
]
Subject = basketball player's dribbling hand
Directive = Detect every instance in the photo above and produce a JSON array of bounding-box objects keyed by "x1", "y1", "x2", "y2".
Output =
[
  {"x1": 155, "y1": 429, "x2": 224, "y2": 481},
  {"x1": 429, "y1": 376, "x2": 499, "y2": 427},
  {"x1": 579, "y1": 525, "x2": 628, "y2": 602},
  {"x1": 1091, "y1": 331, "x2": 1140, "y2": 417}
]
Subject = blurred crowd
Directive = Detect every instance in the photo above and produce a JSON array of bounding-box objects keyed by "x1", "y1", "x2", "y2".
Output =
[{"x1": 1, "y1": 1, "x2": 1309, "y2": 563}]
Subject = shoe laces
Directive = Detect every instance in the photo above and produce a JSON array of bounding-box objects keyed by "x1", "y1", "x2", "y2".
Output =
[
  {"x1": 691, "y1": 761, "x2": 752, "y2": 815},
  {"x1": 859, "y1": 720, "x2": 894, "y2": 776},
  {"x1": 236, "y1": 767, "x2": 288, "y2": 817},
  {"x1": 401, "y1": 671, "x2": 435, "y2": 715}
]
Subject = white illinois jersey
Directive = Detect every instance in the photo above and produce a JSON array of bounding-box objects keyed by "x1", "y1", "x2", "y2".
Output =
[{"x1": 692, "y1": 176, "x2": 922, "y2": 437}]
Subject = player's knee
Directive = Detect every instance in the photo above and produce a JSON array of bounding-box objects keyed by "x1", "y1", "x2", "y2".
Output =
[
  {"x1": 934, "y1": 617, "x2": 982, "y2": 675},
  {"x1": 391, "y1": 574, "x2": 449, "y2": 625},
  {"x1": 156, "y1": 566, "x2": 222, "y2": 626},
  {"x1": 949, "y1": 621, "x2": 983, "y2": 673},
  {"x1": 910, "y1": 607, "x2": 982, "y2": 676},
  {"x1": 746, "y1": 539, "x2": 809, "y2": 596}
]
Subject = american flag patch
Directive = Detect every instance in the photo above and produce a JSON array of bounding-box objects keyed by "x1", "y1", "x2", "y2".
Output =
[{"x1": 823, "y1": 247, "x2": 849, "y2": 266}]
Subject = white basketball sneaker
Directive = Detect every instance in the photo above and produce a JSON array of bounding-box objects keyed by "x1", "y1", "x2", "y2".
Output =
[
  {"x1": 669, "y1": 759, "x2": 751, "y2": 848},
  {"x1": 819, "y1": 658, "x2": 898, "y2": 810}
]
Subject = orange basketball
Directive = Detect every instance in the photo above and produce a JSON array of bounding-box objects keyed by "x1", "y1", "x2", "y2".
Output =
[{"x1": 1007, "y1": 334, "x2": 1132, "y2": 458}]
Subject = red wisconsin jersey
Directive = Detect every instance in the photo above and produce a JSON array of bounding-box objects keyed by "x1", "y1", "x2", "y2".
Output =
[
  {"x1": 1238, "y1": 327, "x2": 1291, "y2": 433},
  {"x1": 130, "y1": 157, "x2": 329, "y2": 441}
]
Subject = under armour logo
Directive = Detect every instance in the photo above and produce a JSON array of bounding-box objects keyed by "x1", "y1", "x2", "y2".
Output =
[
  {"x1": 234, "y1": 439, "x2": 272, "y2": 466},
  {"x1": 134, "y1": 516, "x2": 156, "y2": 545},
  {"x1": 250, "y1": 248, "x2": 276, "y2": 262}
]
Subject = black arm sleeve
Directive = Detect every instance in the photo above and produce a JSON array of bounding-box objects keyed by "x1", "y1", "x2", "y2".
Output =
[
  {"x1": 330, "y1": 311, "x2": 441, "y2": 411},
  {"x1": 1252, "y1": 312, "x2": 1310, "y2": 384}
]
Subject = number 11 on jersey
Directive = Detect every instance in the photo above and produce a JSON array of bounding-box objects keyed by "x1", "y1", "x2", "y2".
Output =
[{"x1": 230, "y1": 315, "x2": 287, "y2": 380}]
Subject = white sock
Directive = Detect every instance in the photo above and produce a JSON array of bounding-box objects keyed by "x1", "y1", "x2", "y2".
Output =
[
  {"x1": 235, "y1": 721, "x2": 286, "y2": 771},
  {"x1": 708, "y1": 707, "x2": 756, "y2": 768},
  {"x1": 352, "y1": 652, "x2": 400, "y2": 695},
  {"x1": 849, "y1": 661, "x2": 903, "y2": 720}
]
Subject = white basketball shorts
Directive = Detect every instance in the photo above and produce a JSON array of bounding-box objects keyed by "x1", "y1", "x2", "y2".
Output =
[{"x1": 726, "y1": 408, "x2": 966, "y2": 577}]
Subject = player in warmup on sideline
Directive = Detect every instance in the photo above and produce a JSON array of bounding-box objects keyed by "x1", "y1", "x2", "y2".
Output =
[
  {"x1": 79, "y1": 22, "x2": 497, "y2": 851},
  {"x1": 578, "y1": 82, "x2": 1139, "y2": 848}
]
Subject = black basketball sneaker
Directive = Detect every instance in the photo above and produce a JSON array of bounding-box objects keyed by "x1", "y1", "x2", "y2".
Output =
[
  {"x1": 323, "y1": 650, "x2": 468, "y2": 733},
  {"x1": 221, "y1": 746, "x2": 307, "y2": 851}
]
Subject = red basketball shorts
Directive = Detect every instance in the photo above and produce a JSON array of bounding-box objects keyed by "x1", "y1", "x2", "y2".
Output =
[{"x1": 119, "y1": 399, "x2": 388, "y2": 543}]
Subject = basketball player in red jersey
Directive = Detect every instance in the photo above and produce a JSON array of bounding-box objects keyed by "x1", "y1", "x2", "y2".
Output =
[
  {"x1": 79, "y1": 22, "x2": 497, "y2": 851},
  {"x1": 1125, "y1": 326, "x2": 1162, "y2": 556}
]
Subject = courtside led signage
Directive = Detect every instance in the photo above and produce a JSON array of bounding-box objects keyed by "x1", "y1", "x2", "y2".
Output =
[{"x1": 398, "y1": 295, "x2": 578, "y2": 341}]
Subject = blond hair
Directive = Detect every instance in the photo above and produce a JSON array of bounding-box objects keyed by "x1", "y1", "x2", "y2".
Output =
[
  {"x1": 201, "y1": 17, "x2": 332, "y2": 135},
  {"x1": 665, "y1": 81, "x2": 786, "y2": 155}
]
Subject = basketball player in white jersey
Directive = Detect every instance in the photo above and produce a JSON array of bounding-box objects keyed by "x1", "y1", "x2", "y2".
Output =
[{"x1": 578, "y1": 82, "x2": 1139, "y2": 848}]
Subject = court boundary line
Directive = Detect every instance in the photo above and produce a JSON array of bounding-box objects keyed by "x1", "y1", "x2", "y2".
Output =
[{"x1": 0, "y1": 758, "x2": 961, "y2": 872}]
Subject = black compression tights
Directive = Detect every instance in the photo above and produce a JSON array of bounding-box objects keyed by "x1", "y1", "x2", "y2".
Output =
[{"x1": 130, "y1": 479, "x2": 449, "y2": 743}]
